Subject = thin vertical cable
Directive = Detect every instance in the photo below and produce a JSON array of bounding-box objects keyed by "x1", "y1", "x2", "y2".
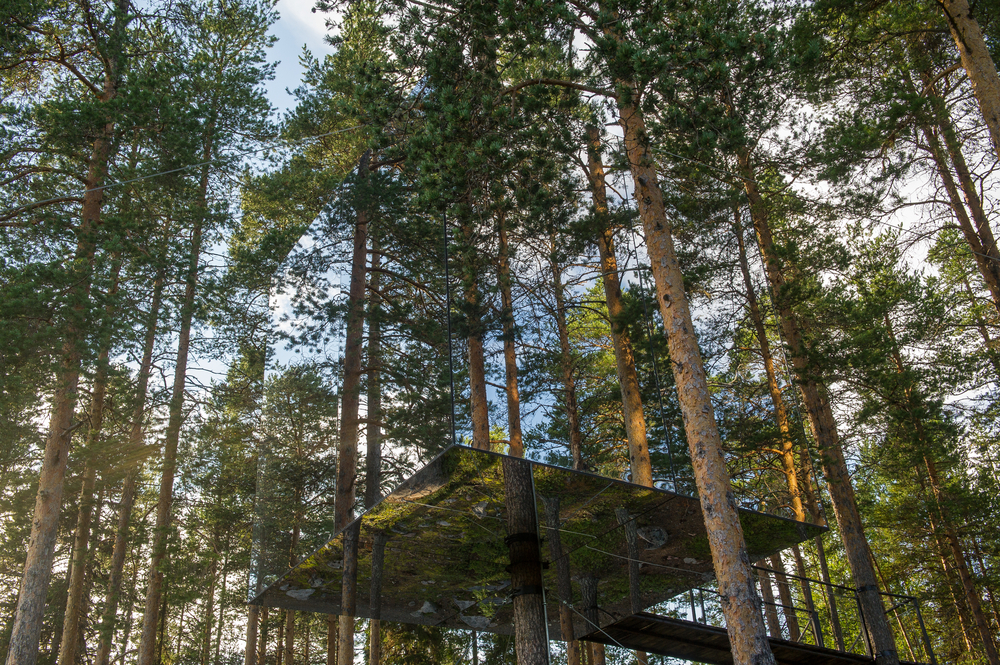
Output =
[{"x1": 443, "y1": 211, "x2": 458, "y2": 447}]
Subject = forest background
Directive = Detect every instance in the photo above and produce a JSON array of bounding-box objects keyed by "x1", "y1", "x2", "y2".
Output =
[{"x1": 2, "y1": 0, "x2": 1000, "y2": 664}]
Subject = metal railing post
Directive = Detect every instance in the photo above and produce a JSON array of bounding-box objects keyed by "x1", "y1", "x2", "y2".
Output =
[
  {"x1": 913, "y1": 598, "x2": 937, "y2": 665},
  {"x1": 804, "y1": 582, "x2": 824, "y2": 649},
  {"x1": 854, "y1": 590, "x2": 874, "y2": 658}
]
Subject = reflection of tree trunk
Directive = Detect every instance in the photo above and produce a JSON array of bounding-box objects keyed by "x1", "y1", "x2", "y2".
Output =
[
  {"x1": 585, "y1": 125, "x2": 651, "y2": 485},
  {"x1": 738, "y1": 148, "x2": 897, "y2": 664},
  {"x1": 758, "y1": 568, "x2": 781, "y2": 636},
  {"x1": 768, "y1": 553, "x2": 800, "y2": 641},
  {"x1": 499, "y1": 217, "x2": 524, "y2": 458},
  {"x1": 551, "y1": 248, "x2": 584, "y2": 470},
  {"x1": 937, "y1": 0, "x2": 1000, "y2": 160},
  {"x1": 618, "y1": 93, "x2": 773, "y2": 664},
  {"x1": 369, "y1": 532, "x2": 387, "y2": 665},
  {"x1": 543, "y1": 498, "x2": 580, "y2": 665},
  {"x1": 503, "y1": 457, "x2": 547, "y2": 665},
  {"x1": 580, "y1": 576, "x2": 606, "y2": 665}
]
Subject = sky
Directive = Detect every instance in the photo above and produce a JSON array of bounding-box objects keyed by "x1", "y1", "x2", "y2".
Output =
[{"x1": 264, "y1": 0, "x2": 338, "y2": 114}]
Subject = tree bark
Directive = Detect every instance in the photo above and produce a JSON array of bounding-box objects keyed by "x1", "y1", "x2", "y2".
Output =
[
  {"x1": 326, "y1": 615, "x2": 338, "y2": 665},
  {"x1": 96, "y1": 269, "x2": 164, "y2": 665},
  {"x1": 550, "y1": 247, "x2": 585, "y2": 470},
  {"x1": 368, "y1": 532, "x2": 387, "y2": 665},
  {"x1": 202, "y1": 555, "x2": 218, "y2": 665},
  {"x1": 337, "y1": 150, "x2": 371, "y2": 665},
  {"x1": 937, "y1": 0, "x2": 1000, "y2": 160},
  {"x1": 58, "y1": 340, "x2": 114, "y2": 665},
  {"x1": 543, "y1": 497, "x2": 580, "y2": 665},
  {"x1": 503, "y1": 456, "x2": 549, "y2": 665},
  {"x1": 585, "y1": 125, "x2": 652, "y2": 486},
  {"x1": 366, "y1": 235, "x2": 383, "y2": 510},
  {"x1": 618, "y1": 94, "x2": 775, "y2": 664},
  {"x1": 462, "y1": 219, "x2": 491, "y2": 450},
  {"x1": 738, "y1": 148, "x2": 898, "y2": 664},
  {"x1": 4, "y1": 53, "x2": 120, "y2": 665},
  {"x1": 136, "y1": 155, "x2": 209, "y2": 665},
  {"x1": 498, "y1": 215, "x2": 524, "y2": 458}
]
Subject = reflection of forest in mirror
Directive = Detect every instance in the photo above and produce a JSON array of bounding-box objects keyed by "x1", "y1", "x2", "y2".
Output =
[{"x1": 254, "y1": 446, "x2": 824, "y2": 636}]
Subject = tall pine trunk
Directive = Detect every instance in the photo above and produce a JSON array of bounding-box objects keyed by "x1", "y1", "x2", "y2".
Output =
[
  {"x1": 96, "y1": 268, "x2": 164, "y2": 665},
  {"x1": 738, "y1": 149, "x2": 898, "y2": 663},
  {"x1": 136, "y1": 155, "x2": 210, "y2": 665},
  {"x1": 616, "y1": 91, "x2": 775, "y2": 664},
  {"x1": 498, "y1": 216, "x2": 524, "y2": 458},
  {"x1": 367, "y1": 239, "x2": 383, "y2": 665},
  {"x1": 5, "y1": 45, "x2": 123, "y2": 665},
  {"x1": 337, "y1": 150, "x2": 371, "y2": 665},
  {"x1": 937, "y1": 0, "x2": 1000, "y2": 160},
  {"x1": 584, "y1": 125, "x2": 652, "y2": 485},
  {"x1": 550, "y1": 246, "x2": 585, "y2": 470}
]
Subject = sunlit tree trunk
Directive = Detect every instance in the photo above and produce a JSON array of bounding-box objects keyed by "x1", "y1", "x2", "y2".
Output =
[
  {"x1": 738, "y1": 148, "x2": 897, "y2": 664},
  {"x1": 615, "y1": 90, "x2": 775, "y2": 664},
  {"x1": 498, "y1": 215, "x2": 524, "y2": 458},
  {"x1": 937, "y1": 0, "x2": 1000, "y2": 159},
  {"x1": 585, "y1": 125, "x2": 652, "y2": 485},
  {"x1": 550, "y1": 245, "x2": 585, "y2": 470}
]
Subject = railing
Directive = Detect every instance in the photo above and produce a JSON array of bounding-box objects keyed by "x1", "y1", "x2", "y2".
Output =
[{"x1": 646, "y1": 565, "x2": 937, "y2": 664}]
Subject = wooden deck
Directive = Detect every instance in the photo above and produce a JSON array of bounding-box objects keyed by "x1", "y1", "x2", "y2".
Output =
[{"x1": 581, "y1": 613, "x2": 924, "y2": 665}]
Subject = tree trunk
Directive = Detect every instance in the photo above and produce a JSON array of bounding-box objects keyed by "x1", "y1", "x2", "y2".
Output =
[
  {"x1": 925, "y1": 456, "x2": 999, "y2": 662},
  {"x1": 585, "y1": 125, "x2": 652, "y2": 486},
  {"x1": 738, "y1": 148, "x2": 897, "y2": 664},
  {"x1": 768, "y1": 553, "x2": 800, "y2": 641},
  {"x1": 542, "y1": 497, "x2": 580, "y2": 665},
  {"x1": 369, "y1": 532, "x2": 387, "y2": 665},
  {"x1": 215, "y1": 553, "x2": 227, "y2": 665},
  {"x1": 757, "y1": 568, "x2": 781, "y2": 637},
  {"x1": 498, "y1": 215, "x2": 524, "y2": 458},
  {"x1": 258, "y1": 607, "x2": 269, "y2": 665},
  {"x1": 96, "y1": 269, "x2": 164, "y2": 665},
  {"x1": 733, "y1": 211, "x2": 805, "y2": 522},
  {"x1": 503, "y1": 457, "x2": 548, "y2": 665},
  {"x1": 938, "y1": 0, "x2": 1000, "y2": 160},
  {"x1": 366, "y1": 236, "x2": 383, "y2": 510},
  {"x1": 337, "y1": 150, "x2": 371, "y2": 665},
  {"x1": 58, "y1": 344, "x2": 113, "y2": 665},
  {"x1": 202, "y1": 556, "x2": 218, "y2": 665},
  {"x1": 276, "y1": 614, "x2": 285, "y2": 665},
  {"x1": 4, "y1": 63, "x2": 120, "y2": 665},
  {"x1": 462, "y1": 216, "x2": 491, "y2": 450},
  {"x1": 550, "y1": 247, "x2": 585, "y2": 470},
  {"x1": 136, "y1": 155, "x2": 209, "y2": 665},
  {"x1": 327, "y1": 615, "x2": 338, "y2": 665},
  {"x1": 618, "y1": 93, "x2": 775, "y2": 665}
]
